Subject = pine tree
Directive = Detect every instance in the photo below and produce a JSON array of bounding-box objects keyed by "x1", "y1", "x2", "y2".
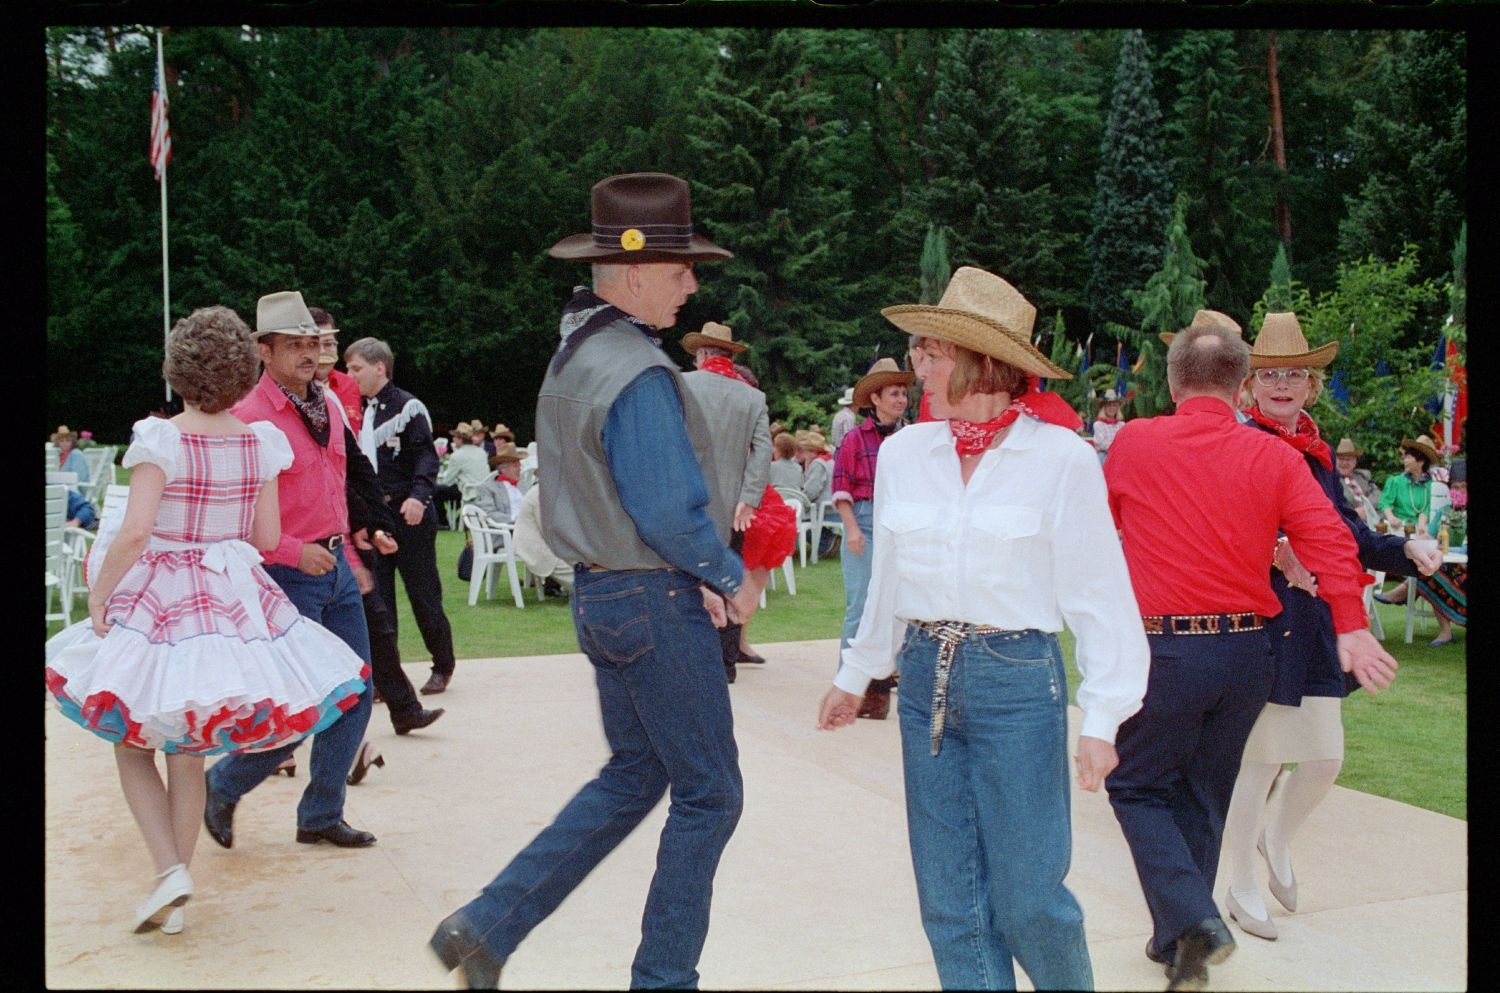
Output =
[
  {"x1": 918, "y1": 223, "x2": 951, "y2": 305},
  {"x1": 1086, "y1": 30, "x2": 1175, "y2": 342},
  {"x1": 1125, "y1": 193, "x2": 1207, "y2": 416},
  {"x1": 1264, "y1": 244, "x2": 1295, "y2": 311}
]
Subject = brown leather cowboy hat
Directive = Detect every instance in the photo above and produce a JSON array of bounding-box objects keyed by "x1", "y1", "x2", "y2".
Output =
[{"x1": 548, "y1": 173, "x2": 732, "y2": 264}]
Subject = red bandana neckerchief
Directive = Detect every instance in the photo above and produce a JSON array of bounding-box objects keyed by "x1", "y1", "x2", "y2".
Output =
[
  {"x1": 949, "y1": 384, "x2": 1083, "y2": 457},
  {"x1": 1249, "y1": 405, "x2": 1333, "y2": 471},
  {"x1": 1095, "y1": 413, "x2": 1120, "y2": 425},
  {"x1": 700, "y1": 355, "x2": 747, "y2": 383}
]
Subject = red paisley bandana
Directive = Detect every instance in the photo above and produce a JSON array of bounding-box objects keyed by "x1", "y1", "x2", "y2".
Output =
[
  {"x1": 700, "y1": 355, "x2": 748, "y2": 383},
  {"x1": 949, "y1": 385, "x2": 1083, "y2": 457},
  {"x1": 1249, "y1": 405, "x2": 1333, "y2": 471}
]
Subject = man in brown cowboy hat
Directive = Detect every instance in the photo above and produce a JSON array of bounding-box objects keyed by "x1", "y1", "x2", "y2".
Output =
[
  {"x1": 679, "y1": 321, "x2": 772, "y2": 681},
  {"x1": 1334, "y1": 437, "x2": 1380, "y2": 524},
  {"x1": 1102, "y1": 312, "x2": 1399, "y2": 989},
  {"x1": 472, "y1": 441, "x2": 525, "y2": 525},
  {"x1": 431, "y1": 172, "x2": 757, "y2": 990}
]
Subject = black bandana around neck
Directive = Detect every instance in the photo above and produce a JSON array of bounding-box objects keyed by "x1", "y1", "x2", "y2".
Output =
[
  {"x1": 549, "y1": 286, "x2": 659, "y2": 376},
  {"x1": 277, "y1": 379, "x2": 331, "y2": 447}
]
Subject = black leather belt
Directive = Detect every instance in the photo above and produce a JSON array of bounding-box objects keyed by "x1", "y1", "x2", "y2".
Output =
[
  {"x1": 312, "y1": 534, "x2": 345, "y2": 552},
  {"x1": 1142, "y1": 612, "x2": 1264, "y2": 636}
]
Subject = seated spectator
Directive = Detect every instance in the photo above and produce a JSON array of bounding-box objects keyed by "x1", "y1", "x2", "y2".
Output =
[
  {"x1": 66, "y1": 488, "x2": 98, "y2": 531},
  {"x1": 768, "y1": 431, "x2": 803, "y2": 490},
  {"x1": 473, "y1": 442, "x2": 525, "y2": 525},
  {"x1": 1335, "y1": 437, "x2": 1381, "y2": 526},
  {"x1": 436, "y1": 423, "x2": 491, "y2": 526},
  {"x1": 513, "y1": 466, "x2": 572, "y2": 597},
  {"x1": 51, "y1": 425, "x2": 91, "y2": 485}
]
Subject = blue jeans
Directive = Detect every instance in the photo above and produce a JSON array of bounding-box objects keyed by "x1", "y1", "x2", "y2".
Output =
[
  {"x1": 838, "y1": 499, "x2": 876, "y2": 658},
  {"x1": 207, "y1": 554, "x2": 374, "y2": 832},
  {"x1": 457, "y1": 568, "x2": 743, "y2": 989},
  {"x1": 896, "y1": 626, "x2": 1093, "y2": 991},
  {"x1": 1106, "y1": 630, "x2": 1275, "y2": 952}
]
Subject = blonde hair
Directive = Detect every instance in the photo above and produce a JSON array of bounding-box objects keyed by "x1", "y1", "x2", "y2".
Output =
[{"x1": 1244, "y1": 367, "x2": 1325, "y2": 406}]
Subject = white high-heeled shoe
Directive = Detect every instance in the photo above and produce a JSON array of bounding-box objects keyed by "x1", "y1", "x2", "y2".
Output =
[
  {"x1": 161, "y1": 906, "x2": 185, "y2": 935},
  {"x1": 133, "y1": 863, "x2": 193, "y2": 933},
  {"x1": 1258, "y1": 831, "x2": 1298, "y2": 912},
  {"x1": 1225, "y1": 889, "x2": 1278, "y2": 941}
]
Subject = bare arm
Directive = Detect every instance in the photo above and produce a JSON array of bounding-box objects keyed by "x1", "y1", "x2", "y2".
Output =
[
  {"x1": 87, "y1": 464, "x2": 167, "y2": 636},
  {"x1": 250, "y1": 477, "x2": 281, "y2": 552}
]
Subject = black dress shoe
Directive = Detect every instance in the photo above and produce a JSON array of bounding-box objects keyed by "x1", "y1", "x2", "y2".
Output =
[
  {"x1": 1167, "y1": 916, "x2": 1235, "y2": 991},
  {"x1": 392, "y1": 707, "x2": 446, "y2": 735},
  {"x1": 295, "y1": 820, "x2": 377, "y2": 847},
  {"x1": 737, "y1": 650, "x2": 766, "y2": 665},
  {"x1": 430, "y1": 910, "x2": 504, "y2": 989},
  {"x1": 1145, "y1": 937, "x2": 1174, "y2": 976},
  {"x1": 203, "y1": 779, "x2": 237, "y2": 849},
  {"x1": 420, "y1": 672, "x2": 449, "y2": 695},
  {"x1": 724, "y1": 662, "x2": 736, "y2": 684}
]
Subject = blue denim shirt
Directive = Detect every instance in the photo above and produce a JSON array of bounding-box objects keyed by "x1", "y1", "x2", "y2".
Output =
[{"x1": 603, "y1": 366, "x2": 743, "y2": 594}]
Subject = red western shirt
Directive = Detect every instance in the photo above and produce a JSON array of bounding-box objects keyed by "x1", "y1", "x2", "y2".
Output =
[
  {"x1": 1104, "y1": 396, "x2": 1370, "y2": 633},
  {"x1": 325, "y1": 368, "x2": 364, "y2": 433},
  {"x1": 232, "y1": 372, "x2": 352, "y2": 569}
]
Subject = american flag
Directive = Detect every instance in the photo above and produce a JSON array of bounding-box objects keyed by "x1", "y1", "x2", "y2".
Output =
[{"x1": 150, "y1": 62, "x2": 172, "y2": 181}]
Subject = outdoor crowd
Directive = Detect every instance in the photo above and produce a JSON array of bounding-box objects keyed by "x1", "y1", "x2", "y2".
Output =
[{"x1": 45, "y1": 171, "x2": 1467, "y2": 992}]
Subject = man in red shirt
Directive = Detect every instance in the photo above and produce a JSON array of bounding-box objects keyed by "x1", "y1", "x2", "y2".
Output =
[{"x1": 1103, "y1": 313, "x2": 1398, "y2": 990}]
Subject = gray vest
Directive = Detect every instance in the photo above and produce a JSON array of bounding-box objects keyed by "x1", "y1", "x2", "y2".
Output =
[{"x1": 536, "y1": 320, "x2": 725, "y2": 569}]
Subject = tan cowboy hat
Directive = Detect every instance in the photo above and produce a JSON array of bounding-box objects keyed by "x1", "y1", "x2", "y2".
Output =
[
  {"x1": 1400, "y1": 435, "x2": 1442, "y2": 465},
  {"x1": 450, "y1": 423, "x2": 474, "y2": 441},
  {"x1": 492, "y1": 423, "x2": 515, "y2": 441},
  {"x1": 880, "y1": 266, "x2": 1070, "y2": 380},
  {"x1": 836, "y1": 386, "x2": 854, "y2": 407},
  {"x1": 1335, "y1": 437, "x2": 1363, "y2": 458},
  {"x1": 50, "y1": 424, "x2": 78, "y2": 444},
  {"x1": 1160, "y1": 309, "x2": 1243, "y2": 347},
  {"x1": 852, "y1": 357, "x2": 916, "y2": 409},
  {"x1": 254, "y1": 290, "x2": 320, "y2": 339},
  {"x1": 488, "y1": 441, "x2": 524, "y2": 467},
  {"x1": 548, "y1": 173, "x2": 732, "y2": 264},
  {"x1": 1097, "y1": 388, "x2": 1122, "y2": 406},
  {"x1": 680, "y1": 321, "x2": 748, "y2": 356},
  {"x1": 1249, "y1": 312, "x2": 1338, "y2": 368},
  {"x1": 795, "y1": 429, "x2": 828, "y2": 451}
]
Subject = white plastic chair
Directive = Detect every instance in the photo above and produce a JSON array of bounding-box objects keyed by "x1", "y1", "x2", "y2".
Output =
[
  {"x1": 46, "y1": 471, "x2": 79, "y2": 489},
  {"x1": 774, "y1": 486, "x2": 812, "y2": 568},
  {"x1": 45, "y1": 484, "x2": 75, "y2": 625},
  {"x1": 460, "y1": 504, "x2": 525, "y2": 609},
  {"x1": 813, "y1": 499, "x2": 843, "y2": 562},
  {"x1": 1364, "y1": 569, "x2": 1386, "y2": 640}
]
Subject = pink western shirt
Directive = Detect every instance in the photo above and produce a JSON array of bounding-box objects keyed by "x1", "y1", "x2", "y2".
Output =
[{"x1": 232, "y1": 372, "x2": 352, "y2": 569}]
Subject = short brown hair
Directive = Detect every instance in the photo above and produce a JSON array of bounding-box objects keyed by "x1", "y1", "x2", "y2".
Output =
[
  {"x1": 773, "y1": 432, "x2": 797, "y2": 460},
  {"x1": 1167, "y1": 323, "x2": 1250, "y2": 396},
  {"x1": 920, "y1": 337, "x2": 1029, "y2": 404},
  {"x1": 308, "y1": 305, "x2": 335, "y2": 328},
  {"x1": 162, "y1": 306, "x2": 259, "y2": 413}
]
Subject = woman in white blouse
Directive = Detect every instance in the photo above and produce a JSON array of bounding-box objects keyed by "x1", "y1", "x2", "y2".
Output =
[{"x1": 817, "y1": 268, "x2": 1150, "y2": 991}]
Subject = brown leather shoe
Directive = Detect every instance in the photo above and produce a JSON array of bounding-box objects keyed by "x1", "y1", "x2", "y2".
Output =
[{"x1": 420, "y1": 672, "x2": 449, "y2": 695}]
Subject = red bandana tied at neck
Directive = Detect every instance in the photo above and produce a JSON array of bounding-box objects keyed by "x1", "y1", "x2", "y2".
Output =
[
  {"x1": 949, "y1": 380, "x2": 1083, "y2": 457},
  {"x1": 700, "y1": 355, "x2": 748, "y2": 383},
  {"x1": 1249, "y1": 405, "x2": 1333, "y2": 471}
]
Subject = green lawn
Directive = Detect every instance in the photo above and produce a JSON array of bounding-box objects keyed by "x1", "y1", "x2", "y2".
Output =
[{"x1": 49, "y1": 522, "x2": 1465, "y2": 819}]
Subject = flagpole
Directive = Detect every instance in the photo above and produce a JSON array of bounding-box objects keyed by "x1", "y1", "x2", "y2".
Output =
[{"x1": 157, "y1": 29, "x2": 172, "y2": 405}]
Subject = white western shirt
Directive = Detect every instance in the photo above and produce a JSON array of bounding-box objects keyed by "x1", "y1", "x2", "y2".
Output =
[{"x1": 835, "y1": 416, "x2": 1149, "y2": 744}]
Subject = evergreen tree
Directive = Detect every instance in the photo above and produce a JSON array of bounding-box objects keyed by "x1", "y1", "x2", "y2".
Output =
[
  {"x1": 918, "y1": 223, "x2": 951, "y2": 305},
  {"x1": 1085, "y1": 29, "x2": 1174, "y2": 343},
  {"x1": 1446, "y1": 221, "x2": 1466, "y2": 353},
  {"x1": 1125, "y1": 193, "x2": 1207, "y2": 416},
  {"x1": 1264, "y1": 243, "x2": 1296, "y2": 311}
]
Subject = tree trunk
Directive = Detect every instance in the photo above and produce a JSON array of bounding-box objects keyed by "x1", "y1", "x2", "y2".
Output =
[{"x1": 1267, "y1": 31, "x2": 1292, "y2": 245}]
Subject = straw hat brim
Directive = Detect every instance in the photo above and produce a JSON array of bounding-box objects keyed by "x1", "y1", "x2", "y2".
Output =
[
  {"x1": 548, "y1": 233, "x2": 732, "y2": 264},
  {"x1": 1159, "y1": 331, "x2": 1176, "y2": 346},
  {"x1": 1249, "y1": 340, "x2": 1339, "y2": 369},
  {"x1": 680, "y1": 332, "x2": 747, "y2": 355},
  {"x1": 852, "y1": 370, "x2": 916, "y2": 410},
  {"x1": 1400, "y1": 437, "x2": 1442, "y2": 465},
  {"x1": 880, "y1": 305, "x2": 1071, "y2": 381}
]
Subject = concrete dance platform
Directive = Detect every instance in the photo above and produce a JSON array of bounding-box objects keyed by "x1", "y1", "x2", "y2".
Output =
[{"x1": 45, "y1": 639, "x2": 1466, "y2": 990}]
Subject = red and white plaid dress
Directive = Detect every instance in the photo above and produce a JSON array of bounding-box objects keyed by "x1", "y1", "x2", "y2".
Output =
[{"x1": 45, "y1": 418, "x2": 369, "y2": 753}]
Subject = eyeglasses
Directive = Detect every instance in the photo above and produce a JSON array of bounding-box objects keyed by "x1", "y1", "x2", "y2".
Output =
[{"x1": 1253, "y1": 368, "x2": 1310, "y2": 386}]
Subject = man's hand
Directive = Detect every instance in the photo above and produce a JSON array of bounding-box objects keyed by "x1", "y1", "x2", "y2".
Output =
[
  {"x1": 399, "y1": 498, "x2": 425, "y2": 526},
  {"x1": 1074, "y1": 735, "x2": 1118, "y2": 792},
  {"x1": 817, "y1": 685, "x2": 865, "y2": 730},
  {"x1": 844, "y1": 528, "x2": 866, "y2": 557},
  {"x1": 1336, "y1": 628, "x2": 1399, "y2": 695},
  {"x1": 297, "y1": 543, "x2": 337, "y2": 576},
  {"x1": 733, "y1": 502, "x2": 756, "y2": 532},
  {"x1": 351, "y1": 560, "x2": 376, "y2": 595},
  {"x1": 1275, "y1": 540, "x2": 1318, "y2": 596},
  {"x1": 372, "y1": 529, "x2": 398, "y2": 555},
  {"x1": 1404, "y1": 538, "x2": 1443, "y2": 576},
  {"x1": 701, "y1": 587, "x2": 727, "y2": 628},
  {"x1": 726, "y1": 583, "x2": 760, "y2": 625}
]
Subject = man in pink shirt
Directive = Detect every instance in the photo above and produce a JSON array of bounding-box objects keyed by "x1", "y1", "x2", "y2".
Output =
[{"x1": 203, "y1": 290, "x2": 386, "y2": 851}]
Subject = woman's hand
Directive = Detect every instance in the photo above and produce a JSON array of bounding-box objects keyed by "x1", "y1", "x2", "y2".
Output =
[
  {"x1": 88, "y1": 595, "x2": 110, "y2": 638},
  {"x1": 817, "y1": 686, "x2": 864, "y2": 730}
]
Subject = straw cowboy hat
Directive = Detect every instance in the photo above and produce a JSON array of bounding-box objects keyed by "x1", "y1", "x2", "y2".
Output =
[
  {"x1": 491, "y1": 423, "x2": 515, "y2": 441},
  {"x1": 880, "y1": 266, "x2": 1070, "y2": 380},
  {"x1": 795, "y1": 429, "x2": 828, "y2": 451},
  {"x1": 1159, "y1": 308, "x2": 1243, "y2": 347},
  {"x1": 488, "y1": 441, "x2": 524, "y2": 468},
  {"x1": 1097, "y1": 388, "x2": 1123, "y2": 406},
  {"x1": 547, "y1": 173, "x2": 733, "y2": 264},
  {"x1": 1249, "y1": 311, "x2": 1338, "y2": 368},
  {"x1": 1400, "y1": 434, "x2": 1442, "y2": 466},
  {"x1": 680, "y1": 321, "x2": 748, "y2": 356},
  {"x1": 1335, "y1": 437, "x2": 1364, "y2": 458},
  {"x1": 51, "y1": 424, "x2": 78, "y2": 445},
  {"x1": 836, "y1": 386, "x2": 855, "y2": 407},
  {"x1": 852, "y1": 358, "x2": 916, "y2": 410},
  {"x1": 450, "y1": 423, "x2": 474, "y2": 441},
  {"x1": 467, "y1": 419, "x2": 489, "y2": 434},
  {"x1": 254, "y1": 290, "x2": 320, "y2": 339}
]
